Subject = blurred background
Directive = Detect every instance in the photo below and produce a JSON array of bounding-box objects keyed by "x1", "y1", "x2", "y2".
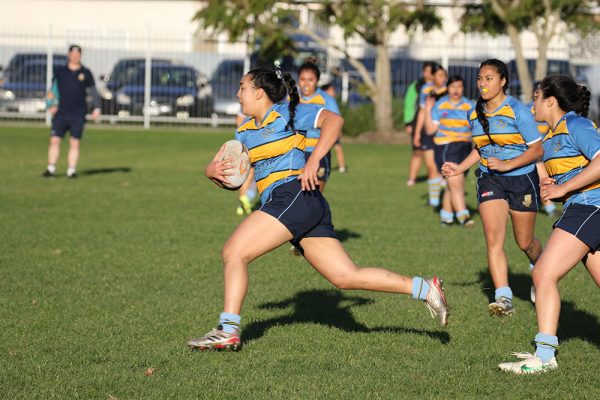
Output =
[{"x1": 0, "y1": 0, "x2": 598, "y2": 134}]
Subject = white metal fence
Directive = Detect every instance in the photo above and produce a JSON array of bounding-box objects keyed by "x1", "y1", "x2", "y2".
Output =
[{"x1": 1, "y1": 27, "x2": 599, "y2": 128}]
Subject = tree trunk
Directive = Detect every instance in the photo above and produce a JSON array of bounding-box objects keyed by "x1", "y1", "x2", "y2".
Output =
[
  {"x1": 535, "y1": 37, "x2": 550, "y2": 82},
  {"x1": 374, "y1": 42, "x2": 394, "y2": 137},
  {"x1": 506, "y1": 24, "x2": 533, "y2": 102}
]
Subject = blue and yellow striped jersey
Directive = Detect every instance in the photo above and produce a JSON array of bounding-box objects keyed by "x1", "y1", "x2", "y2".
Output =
[
  {"x1": 235, "y1": 102, "x2": 324, "y2": 203},
  {"x1": 431, "y1": 95, "x2": 474, "y2": 145},
  {"x1": 527, "y1": 101, "x2": 550, "y2": 137},
  {"x1": 469, "y1": 96, "x2": 540, "y2": 176},
  {"x1": 419, "y1": 83, "x2": 447, "y2": 108},
  {"x1": 542, "y1": 111, "x2": 600, "y2": 206},
  {"x1": 299, "y1": 88, "x2": 340, "y2": 153}
]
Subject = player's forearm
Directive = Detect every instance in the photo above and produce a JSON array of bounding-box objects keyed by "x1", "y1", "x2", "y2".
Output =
[
  {"x1": 311, "y1": 111, "x2": 343, "y2": 162},
  {"x1": 562, "y1": 156, "x2": 600, "y2": 193},
  {"x1": 458, "y1": 148, "x2": 481, "y2": 172},
  {"x1": 504, "y1": 141, "x2": 543, "y2": 171}
]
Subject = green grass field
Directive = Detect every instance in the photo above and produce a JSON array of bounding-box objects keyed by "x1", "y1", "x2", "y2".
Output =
[{"x1": 1, "y1": 125, "x2": 599, "y2": 399}]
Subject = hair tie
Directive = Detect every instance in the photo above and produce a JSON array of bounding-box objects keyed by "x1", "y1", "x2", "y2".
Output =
[{"x1": 274, "y1": 61, "x2": 284, "y2": 81}]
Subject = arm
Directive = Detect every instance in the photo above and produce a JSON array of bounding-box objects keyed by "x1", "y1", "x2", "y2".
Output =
[
  {"x1": 300, "y1": 109, "x2": 344, "y2": 191},
  {"x1": 541, "y1": 155, "x2": 600, "y2": 202},
  {"x1": 487, "y1": 140, "x2": 543, "y2": 172},
  {"x1": 403, "y1": 82, "x2": 417, "y2": 124},
  {"x1": 441, "y1": 147, "x2": 480, "y2": 178},
  {"x1": 413, "y1": 107, "x2": 425, "y2": 147},
  {"x1": 423, "y1": 96, "x2": 438, "y2": 136},
  {"x1": 86, "y1": 70, "x2": 101, "y2": 121}
]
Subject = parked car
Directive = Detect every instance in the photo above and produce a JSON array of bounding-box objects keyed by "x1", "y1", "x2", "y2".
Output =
[
  {"x1": 114, "y1": 64, "x2": 213, "y2": 118},
  {"x1": 1, "y1": 52, "x2": 67, "y2": 84},
  {"x1": 97, "y1": 58, "x2": 177, "y2": 114},
  {"x1": 0, "y1": 59, "x2": 64, "y2": 113},
  {"x1": 210, "y1": 59, "x2": 244, "y2": 117}
]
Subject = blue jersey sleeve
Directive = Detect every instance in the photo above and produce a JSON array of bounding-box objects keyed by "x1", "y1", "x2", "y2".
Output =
[
  {"x1": 324, "y1": 94, "x2": 340, "y2": 115},
  {"x1": 514, "y1": 102, "x2": 541, "y2": 145},
  {"x1": 293, "y1": 104, "x2": 324, "y2": 131},
  {"x1": 568, "y1": 117, "x2": 600, "y2": 160}
]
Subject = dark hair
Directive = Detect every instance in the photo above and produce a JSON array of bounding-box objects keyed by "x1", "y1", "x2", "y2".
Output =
[
  {"x1": 447, "y1": 75, "x2": 464, "y2": 86},
  {"x1": 539, "y1": 75, "x2": 590, "y2": 118},
  {"x1": 320, "y1": 83, "x2": 333, "y2": 91},
  {"x1": 298, "y1": 62, "x2": 321, "y2": 81},
  {"x1": 476, "y1": 59, "x2": 509, "y2": 145},
  {"x1": 247, "y1": 67, "x2": 300, "y2": 131},
  {"x1": 423, "y1": 61, "x2": 435, "y2": 71},
  {"x1": 430, "y1": 63, "x2": 445, "y2": 75}
]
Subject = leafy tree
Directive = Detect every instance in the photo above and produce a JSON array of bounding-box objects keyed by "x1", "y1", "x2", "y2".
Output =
[
  {"x1": 461, "y1": 0, "x2": 599, "y2": 102},
  {"x1": 194, "y1": 0, "x2": 441, "y2": 139}
]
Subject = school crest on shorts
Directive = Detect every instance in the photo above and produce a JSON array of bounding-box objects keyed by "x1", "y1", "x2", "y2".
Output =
[
  {"x1": 317, "y1": 167, "x2": 325, "y2": 178},
  {"x1": 522, "y1": 194, "x2": 532, "y2": 208},
  {"x1": 78, "y1": 73, "x2": 85, "y2": 81}
]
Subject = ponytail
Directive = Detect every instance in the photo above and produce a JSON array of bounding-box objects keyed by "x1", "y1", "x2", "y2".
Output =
[
  {"x1": 282, "y1": 72, "x2": 299, "y2": 132},
  {"x1": 539, "y1": 75, "x2": 591, "y2": 118},
  {"x1": 476, "y1": 96, "x2": 494, "y2": 145}
]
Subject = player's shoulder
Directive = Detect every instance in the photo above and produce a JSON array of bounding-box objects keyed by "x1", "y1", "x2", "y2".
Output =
[{"x1": 565, "y1": 112, "x2": 597, "y2": 134}]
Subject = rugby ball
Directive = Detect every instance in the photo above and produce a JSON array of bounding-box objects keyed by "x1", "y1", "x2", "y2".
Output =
[{"x1": 218, "y1": 139, "x2": 250, "y2": 190}]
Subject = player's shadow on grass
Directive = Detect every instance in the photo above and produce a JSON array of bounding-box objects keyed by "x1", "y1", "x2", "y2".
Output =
[
  {"x1": 476, "y1": 270, "x2": 600, "y2": 349},
  {"x1": 334, "y1": 228, "x2": 361, "y2": 243},
  {"x1": 242, "y1": 289, "x2": 450, "y2": 345},
  {"x1": 477, "y1": 269, "x2": 533, "y2": 303},
  {"x1": 81, "y1": 167, "x2": 132, "y2": 176}
]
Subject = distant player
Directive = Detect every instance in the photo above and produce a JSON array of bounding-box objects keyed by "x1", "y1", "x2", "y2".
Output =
[
  {"x1": 413, "y1": 63, "x2": 447, "y2": 208},
  {"x1": 442, "y1": 59, "x2": 543, "y2": 316},
  {"x1": 43, "y1": 44, "x2": 100, "y2": 178},
  {"x1": 297, "y1": 62, "x2": 340, "y2": 192},
  {"x1": 423, "y1": 75, "x2": 475, "y2": 227},
  {"x1": 321, "y1": 82, "x2": 347, "y2": 173},
  {"x1": 187, "y1": 66, "x2": 449, "y2": 351}
]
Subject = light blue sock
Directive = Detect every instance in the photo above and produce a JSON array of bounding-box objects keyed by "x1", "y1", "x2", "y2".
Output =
[
  {"x1": 219, "y1": 312, "x2": 241, "y2": 333},
  {"x1": 534, "y1": 332, "x2": 559, "y2": 363},
  {"x1": 439, "y1": 209, "x2": 454, "y2": 222},
  {"x1": 495, "y1": 286, "x2": 513, "y2": 301},
  {"x1": 412, "y1": 277, "x2": 430, "y2": 301},
  {"x1": 544, "y1": 202, "x2": 556, "y2": 214},
  {"x1": 428, "y1": 177, "x2": 442, "y2": 207},
  {"x1": 529, "y1": 262, "x2": 535, "y2": 272},
  {"x1": 246, "y1": 187, "x2": 257, "y2": 200}
]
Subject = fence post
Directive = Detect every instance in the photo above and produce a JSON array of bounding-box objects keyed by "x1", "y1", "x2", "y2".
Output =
[
  {"x1": 45, "y1": 25, "x2": 54, "y2": 127},
  {"x1": 144, "y1": 27, "x2": 151, "y2": 130}
]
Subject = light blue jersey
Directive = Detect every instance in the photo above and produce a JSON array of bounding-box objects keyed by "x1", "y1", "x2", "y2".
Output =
[
  {"x1": 236, "y1": 102, "x2": 324, "y2": 203},
  {"x1": 300, "y1": 88, "x2": 340, "y2": 153},
  {"x1": 469, "y1": 96, "x2": 540, "y2": 176},
  {"x1": 431, "y1": 95, "x2": 474, "y2": 145},
  {"x1": 542, "y1": 111, "x2": 600, "y2": 206}
]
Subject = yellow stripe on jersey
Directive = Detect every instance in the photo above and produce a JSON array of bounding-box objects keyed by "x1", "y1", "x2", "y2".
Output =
[
  {"x1": 249, "y1": 133, "x2": 306, "y2": 163},
  {"x1": 543, "y1": 120, "x2": 568, "y2": 142},
  {"x1": 472, "y1": 133, "x2": 525, "y2": 148},
  {"x1": 544, "y1": 155, "x2": 589, "y2": 176},
  {"x1": 438, "y1": 102, "x2": 471, "y2": 111},
  {"x1": 237, "y1": 110, "x2": 281, "y2": 133},
  {"x1": 301, "y1": 95, "x2": 326, "y2": 106},
  {"x1": 305, "y1": 137, "x2": 319, "y2": 148},
  {"x1": 256, "y1": 169, "x2": 303, "y2": 194},
  {"x1": 564, "y1": 181, "x2": 600, "y2": 202},
  {"x1": 440, "y1": 119, "x2": 470, "y2": 129},
  {"x1": 469, "y1": 104, "x2": 516, "y2": 121}
]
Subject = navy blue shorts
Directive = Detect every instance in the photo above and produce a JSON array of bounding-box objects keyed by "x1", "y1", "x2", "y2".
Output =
[
  {"x1": 434, "y1": 141, "x2": 473, "y2": 172},
  {"x1": 51, "y1": 115, "x2": 85, "y2": 139},
  {"x1": 305, "y1": 151, "x2": 331, "y2": 182},
  {"x1": 259, "y1": 179, "x2": 337, "y2": 253},
  {"x1": 475, "y1": 169, "x2": 540, "y2": 212},
  {"x1": 554, "y1": 203, "x2": 600, "y2": 252},
  {"x1": 420, "y1": 133, "x2": 435, "y2": 151}
]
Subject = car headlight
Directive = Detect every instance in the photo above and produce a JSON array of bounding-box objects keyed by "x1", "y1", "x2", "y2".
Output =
[
  {"x1": 0, "y1": 89, "x2": 15, "y2": 100},
  {"x1": 99, "y1": 87, "x2": 113, "y2": 100},
  {"x1": 198, "y1": 85, "x2": 212, "y2": 99},
  {"x1": 116, "y1": 92, "x2": 131, "y2": 105},
  {"x1": 176, "y1": 94, "x2": 195, "y2": 107}
]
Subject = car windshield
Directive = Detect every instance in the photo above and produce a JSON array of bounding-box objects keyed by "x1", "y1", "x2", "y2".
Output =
[
  {"x1": 152, "y1": 67, "x2": 196, "y2": 87},
  {"x1": 14, "y1": 64, "x2": 51, "y2": 83}
]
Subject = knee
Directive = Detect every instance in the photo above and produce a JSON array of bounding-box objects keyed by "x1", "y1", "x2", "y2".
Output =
[
  {"x1": 516, "y1": 237, "x2": 535, "y2": 253},
  {"x1": 221, "y1": 242, "x2": 250, "y2": 266},
  {"x1": 328, "y1": 273, "x2": 356, "y2": 290},
  {"x1": 532, "y1": 265, "x2": 557, "y2": 287}
]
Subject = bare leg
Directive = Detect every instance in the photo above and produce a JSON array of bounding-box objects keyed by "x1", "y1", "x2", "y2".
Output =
[
  {"x1": 532, "y1": 228, "x2": 590, "y2": 335},
  {"x1": 447, "y1": 174, "x2": 467, "y2": 213},
  {"x1": 509, "y1": 209, "x2": 542, "y2": 264},
  {"x1": 334, "y1": 143, "x2": 346, "y2": 170},
  {"x1": 408, "y1": 149, "x2": 423, "y2": 184},
  {"x1": 423, "y1": 150, "x2": 440, "y2": 180},
  {"x1": 479, "y1": 200, "x2": 510, "y2": 289},
  {"x1": 67, "y1": 137, "x2": 80, "y2": 170},
  {"x1": 48, "y1": 136, "x2": 62, "y2": 165},
  {"x1": 584, "y1": 251, "x2": 600, "y2": 288},
  {"x1": 221, "y1": 211, "x2": 293, "y2": 314},
  {"x1": 301, "y1": 237, "x2": 412, "y2": 293}
]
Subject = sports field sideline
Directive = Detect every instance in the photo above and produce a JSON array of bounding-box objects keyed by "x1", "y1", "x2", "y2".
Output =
[{"x1": 1, "y1": 125, "x2": 598, "y2": 399}]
